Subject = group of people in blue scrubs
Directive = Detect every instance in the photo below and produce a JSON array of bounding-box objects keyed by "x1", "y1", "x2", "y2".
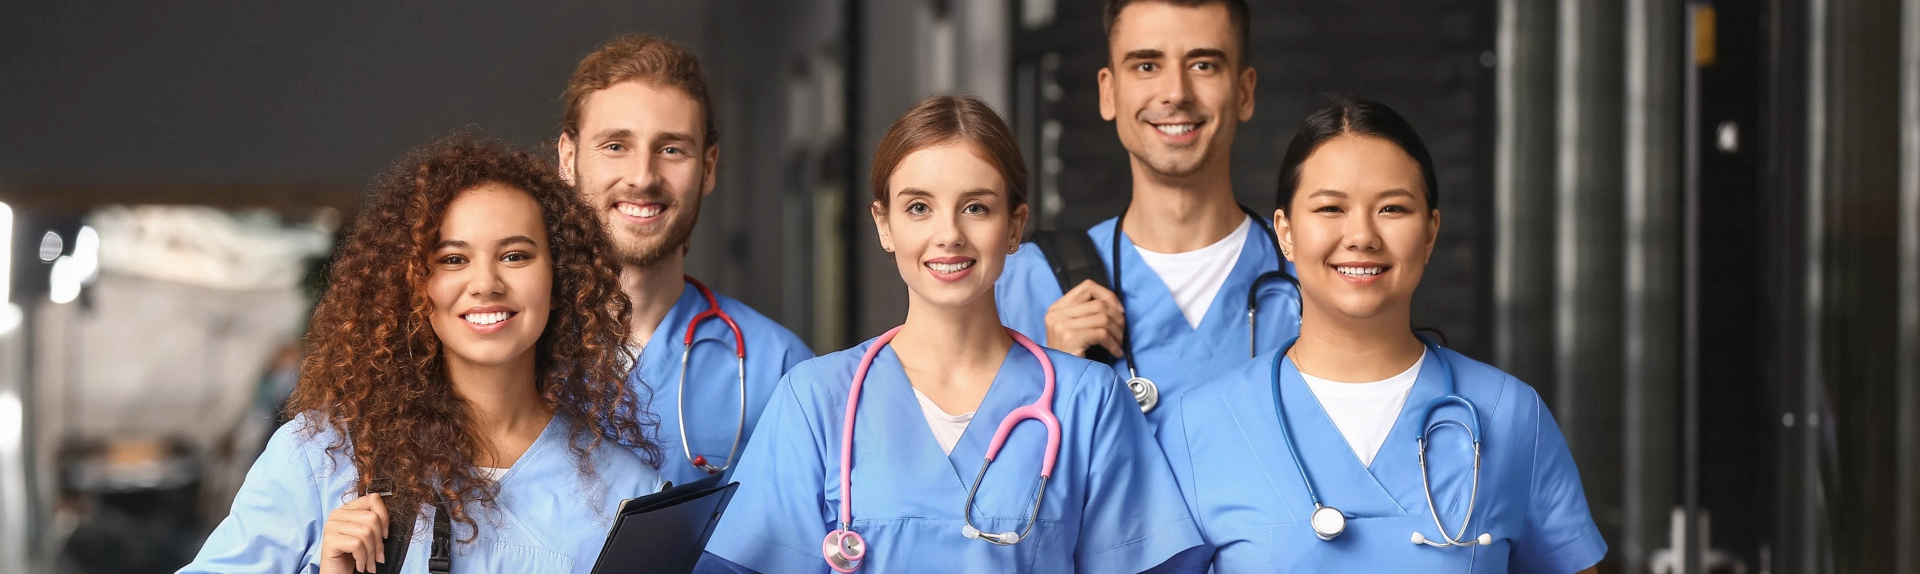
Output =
[{"x1": 180, "y1": 0, "x2": 1606, "y2": 572}]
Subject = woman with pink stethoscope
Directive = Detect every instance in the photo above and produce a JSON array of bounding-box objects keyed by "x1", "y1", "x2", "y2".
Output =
[{"x1": 697, "y1": 95, "x2": 1208, "y2": 574}]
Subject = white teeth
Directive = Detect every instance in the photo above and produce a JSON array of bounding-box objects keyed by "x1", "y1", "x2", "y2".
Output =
[
  {"x1": 928, "y1": 260, "x2": 974, "y2": 274},
  {"x1": 464, "y1": 311, "x2": 511, "y2": 325},
  {"x1": 1155, "y1": 123, "x2": 1196, "y2": 135},
  {"x1": 616, "y1": 203, "x2": 663, "y2": 218},
  {"x1": 1336, "y1": 266, "x2": 1384, "y2": 277}
]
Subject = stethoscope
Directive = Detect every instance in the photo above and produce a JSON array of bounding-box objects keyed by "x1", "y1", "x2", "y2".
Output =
[
  {"x1": 675, "y1": 276, "x2": 747, "y2": 475},
  {"x1": 823, "y1": 326, "x2": 1062, "y2": 572},
  {"x1": 1270, "y1": 335, "x2": 1493, "y2": 548},
  {"x1": 1109, "y1": 204, "x2": 1295, "y2": 412}
]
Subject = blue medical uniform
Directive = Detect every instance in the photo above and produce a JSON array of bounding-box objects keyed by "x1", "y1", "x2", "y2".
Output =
[
  {"x1": 701, "y1": 336, "x2": 1209, "y2": 573},
  {"x1": 181, "y1": 412, "x2": 664, "y2": 573},
  {"x1": 1157, "y1": 348, "x2": 1607, "y2": 573},
  {"x1": 632, "y1": 282, "x2": 813, "y2": 486},
  {"x1": 996, "y1": 215, "x2": 1300, "y2": 430}
]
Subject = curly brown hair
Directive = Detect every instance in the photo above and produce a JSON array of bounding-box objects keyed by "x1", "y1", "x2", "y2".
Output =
[{"x1": 286, "y1": 134, "x2": 659, "y2": 534}]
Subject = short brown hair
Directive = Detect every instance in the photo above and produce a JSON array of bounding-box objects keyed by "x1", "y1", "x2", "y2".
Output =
[
  {"x1": 561, "y1": 34, "x2": 718, "y2": 146},
  {"x1": 870, "y1": 95, "x2": 1029, "y2": 210},
  {"x1": 1104, "y1": 0, "x2": 1252, "y2": 64}
]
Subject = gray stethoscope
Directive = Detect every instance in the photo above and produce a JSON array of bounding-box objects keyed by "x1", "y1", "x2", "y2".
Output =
[
  {"x1": 1109, "y1": 205, "x2": 1295, "y2": 413},
  {"x1": 1271, "y1": 336, "x2": 1494, "y2": 548},
  {"x1": 676, "y1": 276, "x2": 747, "y2": 475}
]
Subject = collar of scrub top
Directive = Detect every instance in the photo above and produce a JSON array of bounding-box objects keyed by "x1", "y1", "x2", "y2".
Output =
[
  {"x1": 1269, "y1": 333, "x2": 1493, "y2": 548},
  {"x1": 1109, "y1": 203, "x2": 1291, "y2": 412},
  {"x1": 676, "y1": 275, "x2": 748, "y2": 475},
  {"x1": 823, "y1": 326, "x2": 1062, "y2": 572}
]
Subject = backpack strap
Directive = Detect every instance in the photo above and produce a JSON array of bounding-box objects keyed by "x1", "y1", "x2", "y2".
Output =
[{"x1": 1027, "y1": 227, "x2": 1116, "y2": 363}]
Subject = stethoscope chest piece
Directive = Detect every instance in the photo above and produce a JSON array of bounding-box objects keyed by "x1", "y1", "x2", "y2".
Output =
[
  {"x1": 822, "y1": 529, "x2": 865, "y2": 572},
  {"x1": 1310, "y1": 505, "x2": 1346, "y2": 541},
  {"x1": 1126, "y1": 376, "x2": 1158, "y2": 413}
]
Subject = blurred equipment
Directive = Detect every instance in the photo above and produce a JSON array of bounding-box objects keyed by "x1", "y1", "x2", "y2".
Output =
[{"x1": 30, "y1": 205, "x2": 328, "y2": 572}]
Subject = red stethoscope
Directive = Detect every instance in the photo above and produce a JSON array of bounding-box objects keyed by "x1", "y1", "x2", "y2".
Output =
[
  {"x1": 822, "y1": 325, "x2": 1062, "y2": 572},
  {"x1": 676, "y1": 276, "x2": 747, "y2": 475}
]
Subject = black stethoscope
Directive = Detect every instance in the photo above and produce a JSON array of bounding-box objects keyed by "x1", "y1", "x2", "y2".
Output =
[
  {"x1": 676, "y1": 276, "x2": 747, "y2": 475},
  {"x1": 1270, "y1": 335, "x2": 1493, "y2": 548},
  {"x1": 1109, "y1": 204, "x2": 1295, "y2": 412}
]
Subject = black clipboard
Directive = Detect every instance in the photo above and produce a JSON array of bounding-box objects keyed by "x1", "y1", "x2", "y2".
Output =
[{"x1": 589, "y1": 474, "x2": 740, "y2": 574}]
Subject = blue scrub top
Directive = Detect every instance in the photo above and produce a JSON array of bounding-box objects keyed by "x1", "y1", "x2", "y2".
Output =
[
  {"x1": 632, "y1": 282, "x2": 813, "y2": 486},
  {"x1": 1156, "y1": 348, "x2": 1607, "y2": 573},
  {"x1": 702, "y1": 336, "x2": 1209, "y2": 573},
  {"x1": 181, "y1": 412, "x2": 665, "y2": 573},
  {"x1": 995, "y1": 215, "x2": 1300, "y2": 430}
]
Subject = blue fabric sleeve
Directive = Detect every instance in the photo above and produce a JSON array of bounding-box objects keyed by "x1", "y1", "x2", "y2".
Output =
[
  {"x1": 703, "y1": 368, "x2": 834, "y2": 574},
  {"x1": 1073, "y1": 361, "x2": 1211, "y2": 573},
  {"x1": 1511, "y1": 394, "x2": 1608, "y2": 573},
  {"x1": 178, "y1": 419, "x2": 326, "y2": 573},
  {"x1": 994, "y1": 243, "x2": 1065, "y2": 347}
]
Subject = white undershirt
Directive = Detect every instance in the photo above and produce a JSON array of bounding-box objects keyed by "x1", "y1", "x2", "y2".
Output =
[
  {"x1": 1299, "y1": 350, "x2": 1425, "y2": 467},
  {"x1": 911, "y1": 387, "x2": 976, "y2": 455},
  {"x1": 481, "y1": 467, "x2": 508, "y2": 481},
  {"x1": 1133, "y1": 218, "x2": 1251, "y2": 329}
]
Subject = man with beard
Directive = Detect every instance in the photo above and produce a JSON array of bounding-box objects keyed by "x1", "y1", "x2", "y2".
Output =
[
  {"x1": 995, "y1": 0, "x2": 1301, "y2": 430},
  {"x1": 558, "y1": 34, "x2": 812, "y2": 486}
]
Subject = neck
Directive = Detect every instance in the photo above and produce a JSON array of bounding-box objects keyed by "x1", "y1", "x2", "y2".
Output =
[
  {"x1": 444, "y1": 351, "x2": 552, "y2": 461},
  {"x1": 890, "y1": 291, "x2": 1013, "y2": 392},
  {"x1": 622, "y1": 252, "x2": 687, "y2": 349},
  {"x1": 1290, "y1": 309, "x2": 1425, "y2": 383},
  {"x1": 1124, "y1": 162, "x2": 1243, "y2": 253}
]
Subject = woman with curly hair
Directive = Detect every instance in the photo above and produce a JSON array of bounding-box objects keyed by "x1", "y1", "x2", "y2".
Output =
[{"x1": 181, "y1": 135, "x2": 663, "y2": 573}]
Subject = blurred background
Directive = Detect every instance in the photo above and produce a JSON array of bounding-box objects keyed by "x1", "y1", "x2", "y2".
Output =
[{"x1": 0, "y1": 0, "x2": 1914, "y2": 572}]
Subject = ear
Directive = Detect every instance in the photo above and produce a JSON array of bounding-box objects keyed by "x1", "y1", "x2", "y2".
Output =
[
  {"x1": 701, "y1": 144, "x2": 720, "y2": 196},
  {"x1": 1272, "y1": 208, "x2": 1294, "y2": 262},
  {"x1": 1098, "y1": 67, "x2": 1118, "y2": 121},
  {"x1": 557, "y1": 133, "x2": 578, "y2": 186},
  {"x1": 1424, "y1": 209, "x2": 1442, "y2": 263},
  {"x1": 1237, "y1": 66, "x2": 1258, "y2": 122},
  {"x1": 871, "y1": 200, "x2": 893, "y2": 252},
  {"x1": 1008, "y1": 203, "x2": 1031, "y2": 248}
]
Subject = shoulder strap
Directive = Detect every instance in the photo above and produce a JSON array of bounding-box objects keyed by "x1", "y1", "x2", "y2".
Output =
[
  {"x1": 429, "y1": 500, "x2": 452, "y2": 573},
  {"x1": 1028, "y1": 227, "x2": 1110, "y2": 294},
  {"x1": 1027, "y1": 227, "x2": 1116, "y2": 364}
]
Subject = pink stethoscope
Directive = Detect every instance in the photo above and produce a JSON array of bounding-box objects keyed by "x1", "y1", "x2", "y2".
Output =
[
  {"x1": 676, "y1": 276, "x2": 747, "y2": 475},
  {"x1": 821, "y1": 326, "x2": 1062, "y2": 572}
]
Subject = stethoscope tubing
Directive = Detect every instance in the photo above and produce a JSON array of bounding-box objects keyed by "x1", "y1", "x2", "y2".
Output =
[
  {"x1": 677, "y1": 276, "x2": 748, "y2": 475},
  {"x1": 831, "y1": 326, "x2": 1061, "y2": 568},
  {"x1": 1272, "y1": 334, "x2": 1490, "y2": 548}
]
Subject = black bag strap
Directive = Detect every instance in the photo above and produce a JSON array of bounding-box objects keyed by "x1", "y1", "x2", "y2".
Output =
[
  {"x1": 1027, "y1": 227, "x2": 1116, "y2": 364},
  {"x1": 1029, "y1": 227, "x2": 1110, "y2": 294},
  {"x1": 428, "y1": 500, "x2": 452, "y2": 574}
]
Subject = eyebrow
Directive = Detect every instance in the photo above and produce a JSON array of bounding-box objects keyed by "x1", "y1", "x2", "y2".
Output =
[
  {"x1": 894, "y1": 188, "x2": 999, "y2": 200},
  {"x1": 1122, "y1": 49, "x2": 1164, "y2": 62},
  {"x1": 653, "y1": 131, "x2": 698, "y2": 145},
  {"x1": 1186, "y1": 48, "x2": 1229, "y2": 61},
  {"x1": 590, "y1": 128, "x2": 633, "y2": 142},
  {"x1": 434, "y1": 235, "x2": 539, "y2": 251},
  {"x1": 1306, "y1": 188, "x2": 1420, "y2": 201}
]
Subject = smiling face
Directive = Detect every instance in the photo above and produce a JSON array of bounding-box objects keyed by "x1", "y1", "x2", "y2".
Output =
[
  {"x1": 559, "y1": 80, "x2": 717, "y2": 269},
  {"x1": 872, "y1": 143, "x2": 1029, "y2": 311},
  {"x1": 426, "y1": 184, "x2": 554, "y2": 373},
  {"x1": 1275, "y1": 134, "x2": 1439, "y2": 325},
  {"x1": 1098, "y1": 1, "x2": 1256, "y2": 180}
]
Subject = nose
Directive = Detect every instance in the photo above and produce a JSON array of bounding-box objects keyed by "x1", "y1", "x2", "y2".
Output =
[
  {"x1": 616, "y1": 152, "x2": 664, "y2": 192},
  {"x1": 468, "y1": 260, "x2": 506, "y2": 297},
  {"x1": 933, "y1": 211, "x2": 966, "y2": 249},
  {"x1": 1158, "y1": 65, "x2": 1194, "y2": 108},
  {"x1": 1342, "y1": 214, "x2": 1382, "y2": 252}
]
